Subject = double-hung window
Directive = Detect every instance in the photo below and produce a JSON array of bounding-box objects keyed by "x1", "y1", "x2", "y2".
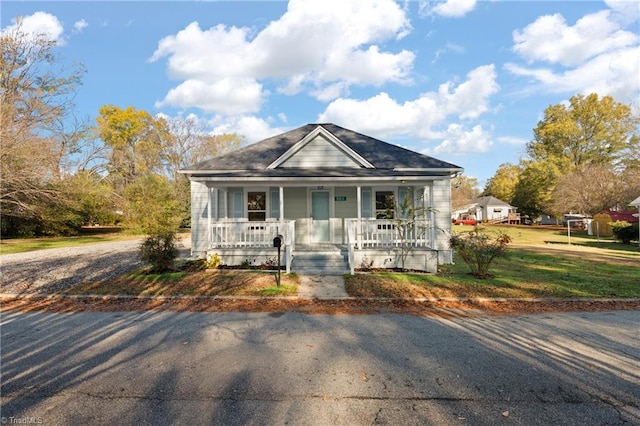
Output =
[
  {"x1": 247, "y1": 192, "x2": 266, "y2": 221},
  {"x1": 375, "y1": 191, "x2": 395, "y2": 219}
]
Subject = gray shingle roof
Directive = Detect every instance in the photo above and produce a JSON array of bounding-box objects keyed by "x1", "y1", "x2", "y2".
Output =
[
  {"x1": 471, "y1": 196, "x2": 513, "y2": 208},
  {"x1": 182, "y1": 123, "x2": 462, "y2": 178}
]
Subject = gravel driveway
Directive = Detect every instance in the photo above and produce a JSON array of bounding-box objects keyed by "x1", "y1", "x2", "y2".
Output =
[{"x1": 0, "y1": 237, "x2": 191, "y2": 295}]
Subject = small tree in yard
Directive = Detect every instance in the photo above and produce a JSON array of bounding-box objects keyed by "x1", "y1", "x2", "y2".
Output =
[
  {"x1": 139, "y1": 232, "x2": 179, "y2": 273},
  {"x1": 128, "y1": 174, "x2": 182, "y2": 272},
  {"x1": 383, "y1": 190, "x2": 433, "y2": 271},
  {"x1": 449, "y1": 228, "x2": 512, "y2": 278}
]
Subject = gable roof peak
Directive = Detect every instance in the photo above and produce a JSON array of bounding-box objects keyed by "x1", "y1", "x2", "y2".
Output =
[{"x1": 267, "y1": 124, "x2": 374, "y2": 169}]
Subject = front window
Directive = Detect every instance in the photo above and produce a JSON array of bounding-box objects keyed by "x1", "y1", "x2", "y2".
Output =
[
  {"x1": 247, "y1": 192, "x2": 266, "y2": 221},
  {"x1": 375, "y1": 191, "x2": 395, "y2": 219}
]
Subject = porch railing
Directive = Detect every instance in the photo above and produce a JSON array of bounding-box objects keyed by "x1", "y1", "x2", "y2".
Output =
[
  {"x1": 348, "y1": 218, "x2": 432, "y2": 249},
  {"x1": 346, "y1": 218, "x2": 433, "y2": 274},
  {"x1": 209, "y1": 220, "x2": 295, "y2": 249}
]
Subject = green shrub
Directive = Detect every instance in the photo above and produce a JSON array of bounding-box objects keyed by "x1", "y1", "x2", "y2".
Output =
[
  {"x1": 138, "y1": 231, "x2": 179, "y2": 273},
  {"x1": 609, "y1": 221, "x2": 639, "y2": 245},
  {"x1": 449, "y1": 228, "x2": 512, "y2": 278}
]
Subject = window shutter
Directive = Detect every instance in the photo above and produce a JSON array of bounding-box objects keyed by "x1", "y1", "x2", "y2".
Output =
[
  {"x1": 270, "y1": 189, "x2": 280, "y2": 219},
  {"x1": 232, "y1": 191, "x2": 243, "y2": 219},
  {"x1": 361, "y1": 189, "x2": 372, "y2": 218}
]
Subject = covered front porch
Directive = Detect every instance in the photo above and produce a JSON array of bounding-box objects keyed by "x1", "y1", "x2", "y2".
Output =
[{"x1": 203, "y1": 215, "x2": 437, "y2": 274}]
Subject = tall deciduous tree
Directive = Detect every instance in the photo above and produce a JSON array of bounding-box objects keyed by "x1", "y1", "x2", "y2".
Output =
[
  {"x1": 511, "y1": 160, "x2": 559, "y2": 218},
  {"x1": 96, "y1": 105, "x2": 170, "y2": 194},
  {"x1": 163, "y1": 115, "x2": 243, "y2": 182},
  {"x1": 510, "y1": 93, "x2": 639, "y2": 217},
  {"x1": 547, "y1": 164, "x2": 626, "y2": 216},
  {"x1": 1, "y1": 19, "x2": 87, "y2": 235},
  {"x1": 527, "y1": 93, "x2": 638, "y2": 171},
  {"x1": 482, "y1": 162, "x2": 521, "y2": 203}
]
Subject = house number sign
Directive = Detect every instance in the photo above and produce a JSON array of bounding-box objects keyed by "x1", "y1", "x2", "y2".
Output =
[{"x1": 335, "y1": 196, "x2": 347, "y2": 201}]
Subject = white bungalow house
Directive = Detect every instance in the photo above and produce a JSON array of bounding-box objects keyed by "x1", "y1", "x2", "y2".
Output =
[
  {"x1": 180, "y1": 123, "x2": 463, "y2": 274},
  {"x1": 453, "y1": 196, "x2": 520, "y2": 224}
]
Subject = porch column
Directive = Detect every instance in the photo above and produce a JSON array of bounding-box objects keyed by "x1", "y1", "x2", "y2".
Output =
[
  {"x1": 207, "y1": 187, "x2": 212, "y2": 245},
  {"x1": 428, "y1": 185, "x2": 435, "y2": 247},
  {"x1": 356, "y1": 186, "x2": 362, "y2": 248},
  {"x1": 279, "y1": 186, "x2": 284, "y2": 223}
]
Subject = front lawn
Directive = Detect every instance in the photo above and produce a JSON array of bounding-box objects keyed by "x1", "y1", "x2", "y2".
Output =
[
  {"x1": 64, "y1": 268, "x2": 298, "y2": 297},
  {"x1": 345, "y1": 247, "x2": 640, "y2": 299}
]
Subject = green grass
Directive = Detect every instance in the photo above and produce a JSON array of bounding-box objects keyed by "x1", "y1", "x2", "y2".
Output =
[
  {"x1": 0, "y1": 232, "x2": 137, "y2": 255},
  {"x1": 255, "y1": 284, "x2": 297, "y2": 296},
  {"x1": 458, "y1": 224, "x2": 638, "y2": 253},
  {"x1": 346, "y1": 246, "x2": 640, "y2": 299}
]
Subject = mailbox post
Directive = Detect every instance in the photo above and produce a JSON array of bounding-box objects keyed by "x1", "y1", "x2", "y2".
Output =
[{"x1": 273, "y1": 235, "x2": 284, "y2": 286}]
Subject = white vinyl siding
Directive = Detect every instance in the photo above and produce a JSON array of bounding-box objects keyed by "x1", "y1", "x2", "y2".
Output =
[
  {"x1": 283, "y1": 187, "x2": 307, "y2": 218},
  {"x1": 432, "y1": 179, "x2": 452, "y2": 251},
  {"x1": 190, "y1": 181, "x2": 209, "y2": 256},
  {"x1": 279, "y1": 135, "x2": 361, "y2": 168},
  {"x1": 334, "y1": 187, "x2": 357, "y2": 218}
]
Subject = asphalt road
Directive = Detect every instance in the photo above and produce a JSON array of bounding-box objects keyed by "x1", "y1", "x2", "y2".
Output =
[{"x1": 1, "y1": 310, "x2": 638, "y2": 425}]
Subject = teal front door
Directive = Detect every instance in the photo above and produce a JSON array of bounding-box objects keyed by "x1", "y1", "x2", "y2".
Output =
[{"x1": 311, "y1": 191, "x2": 330, "y2": 243}]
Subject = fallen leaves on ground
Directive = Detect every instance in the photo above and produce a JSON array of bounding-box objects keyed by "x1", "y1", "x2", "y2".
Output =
[{"x1": 1, "y1": 296, "x2": 638, "y2": 318}]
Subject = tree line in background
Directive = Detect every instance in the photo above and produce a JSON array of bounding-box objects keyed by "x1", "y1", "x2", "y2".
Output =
[
  {"x1": 456, "y1": 93, "x2": 640, "y2": 220},
  {"x1": 2, "y1": 23, "x2": 639, "y2": 239},
  {"x1": 1, "y1": 23, "x2": 242, "y2": 237}
]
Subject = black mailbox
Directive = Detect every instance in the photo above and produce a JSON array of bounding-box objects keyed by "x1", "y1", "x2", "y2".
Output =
[{"x1": 273, "y1": 235, "x2": 284, "y2": 248}]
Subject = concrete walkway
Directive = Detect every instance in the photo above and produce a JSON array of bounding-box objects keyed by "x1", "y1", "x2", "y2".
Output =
[{"x1": 297, "y1": 274, "x2": 349, "y2": 299}]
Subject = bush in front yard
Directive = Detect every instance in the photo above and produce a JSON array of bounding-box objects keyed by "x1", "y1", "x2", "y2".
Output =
[
  {"x1": 609, "y1": 221, "x2": 638, "y2": 245},
  {"x1": 139, "y1": 231, "x2": 179, "y2": 273},
  {"x1": 449, "y1": 228, "x2": 512, "y2": 278}
]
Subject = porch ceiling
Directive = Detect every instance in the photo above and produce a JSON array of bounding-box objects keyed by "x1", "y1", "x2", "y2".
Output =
[{"x1": 187, "y1": 167, "x2": 457, "y2": 185}]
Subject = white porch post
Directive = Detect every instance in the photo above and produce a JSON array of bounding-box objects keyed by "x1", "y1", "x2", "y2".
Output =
[
  {"x1": 207, "y1": 187, "x2": 212, "y2": 246},
  {"x1": 428, "y1": 185, "x2": 435, "y2": 248},
  {"x1": 279, "y1": 186, "x2": 284, "y2": 223},
  {"x1": 356, "y1": 186, "x2": 362, "y2": 248}
]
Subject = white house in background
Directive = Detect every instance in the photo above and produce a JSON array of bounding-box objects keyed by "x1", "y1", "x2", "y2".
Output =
[
  {"x1": 180, "y1": 123, "x2": 463, "y2": 274},
  {"x1": 453, "y1": 196, "x2": 520, "y2": 224}
]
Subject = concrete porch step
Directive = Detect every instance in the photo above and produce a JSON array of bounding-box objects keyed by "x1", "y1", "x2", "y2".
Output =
[{"x1": 291, "y1": 247, "x2": 349, "y2": 275}]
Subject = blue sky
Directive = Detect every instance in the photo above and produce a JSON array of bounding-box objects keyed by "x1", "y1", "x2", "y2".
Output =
[{"x1": 3, "y1": 1, "x2": 639, "y2": 186}]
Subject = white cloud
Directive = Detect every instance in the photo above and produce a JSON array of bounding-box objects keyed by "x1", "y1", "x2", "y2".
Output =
[
  {"x1": 155, "y1": 78, "x2": 264, "y2": 115},
  {"x1": 497, "y1": 136, "x2": 528, "y2": 146},
  {"x1": 513, "y1": 11, "x2": 638, "y2": 67},
  {"x1": 505, "y1": 45, "x2": 639, "y2": 104},
  {"x1": 209, "y1": 116, "x2": 286, "y2": 143},
  {"x1": 2, "y1": 11, "x2": 64, "y2": 44},
  {"x1": 605, "y1": 0, "x2": 640, "y2": 25},
  {"x1": 420, "y1": 0, "x2": 477, "y2": 18},
  {"x1": 73, "y1": 19, "x2": 88, "y2": 33},
  {"x1": 150, "y1": 0, "x2": 413, "y2": 114},
  {"x1": 318, "y1": 64, "x2": 499, "y2": 143},
  {"x1": 426, "y1": 124, "x2": 493, "y2": 155},
  {"x1": 508, "y1": 5, "x2": 640, "y2": 104}
]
